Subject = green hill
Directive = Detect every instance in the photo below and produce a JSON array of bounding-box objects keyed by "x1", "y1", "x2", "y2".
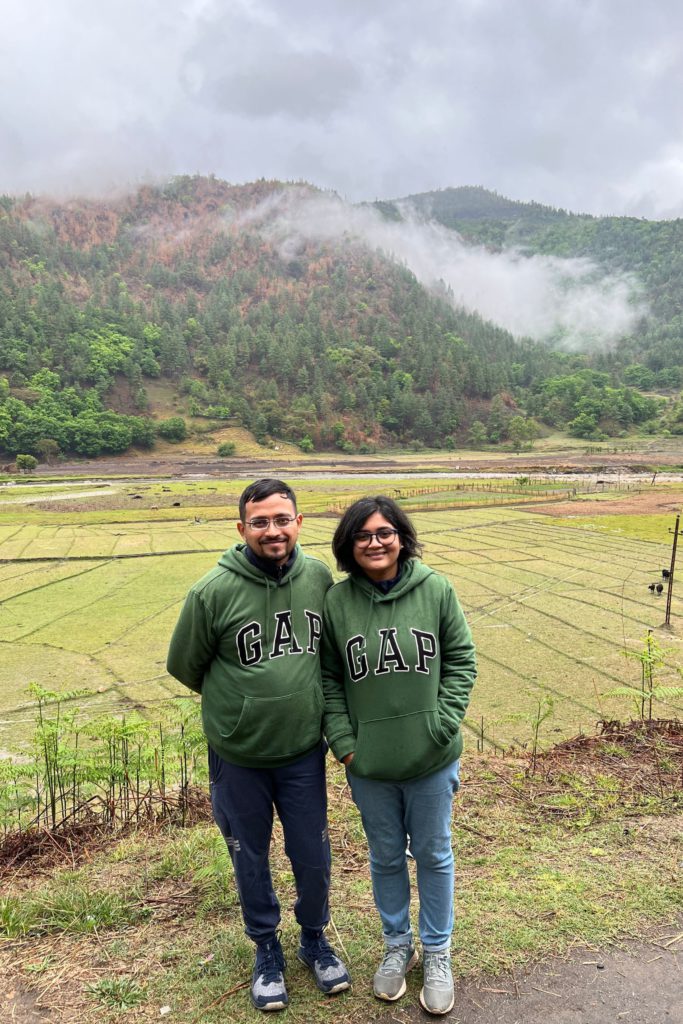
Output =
[
  {"x1": 383, "y1": 186, "x2": 683, "y2": 382},
  {"x1": 0, "y1": 177, "x2": 680, "y2": 459}
]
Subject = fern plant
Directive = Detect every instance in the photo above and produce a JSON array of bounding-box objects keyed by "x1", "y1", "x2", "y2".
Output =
[{"x1": 605, "y1": 630, "x2": 683, "y2": 720}]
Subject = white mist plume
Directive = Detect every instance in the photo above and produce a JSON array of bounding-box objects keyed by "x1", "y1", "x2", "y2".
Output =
[{"x1": 235, "y1": 190, "x2": 645, "y2": 349}]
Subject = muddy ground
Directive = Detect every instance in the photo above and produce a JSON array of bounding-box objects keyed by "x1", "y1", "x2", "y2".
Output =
[
  {"x1": 21, "y1": 438, "x2": 683, "y2": 481},
  {"x1": 399, "y1": 921, "x2": 683, "y2": 1024}
]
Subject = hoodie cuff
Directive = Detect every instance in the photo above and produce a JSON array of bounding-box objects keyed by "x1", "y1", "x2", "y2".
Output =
[{"x1": 331, "y1": 738, "x2": 356, "y2": 763}]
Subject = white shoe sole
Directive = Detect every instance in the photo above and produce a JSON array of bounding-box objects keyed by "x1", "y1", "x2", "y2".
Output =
[
  {"x1": 373, "y1": 949, "x2": 419, "y2": 1001},
  {"x1": 419, "y1": 986, "x2": 455, "y2": 1015},
  {"x1": 325, "y1": 980, "x2": 351, "y2": 994},
  {"x1": 253, "y1": 999, "x2": 288, "y2": 1012}
]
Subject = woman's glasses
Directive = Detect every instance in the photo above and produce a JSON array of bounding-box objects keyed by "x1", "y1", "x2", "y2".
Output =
[
  {"x1": 352, "y1": 527, "x2": 399, "y2": 546},
  {"x1": 244, "y1": 515, "x2": 297, "y2": 530}
]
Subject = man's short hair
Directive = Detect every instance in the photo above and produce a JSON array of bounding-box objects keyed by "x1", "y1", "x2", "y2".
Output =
[{"x1": 238, "y1": 478, "x2": 298, "y2": 521}]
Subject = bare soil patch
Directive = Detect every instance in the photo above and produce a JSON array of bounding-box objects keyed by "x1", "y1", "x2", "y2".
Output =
[
  {"x1": 27, "y1": 442, "x2": 683, "y2": 480},
  {"x1": 0, "y1": 788, "x2": 213, "y2": 881},
  {"x1": 534, "y1": 487, "x2": 683, "y2": 517},
  {"x1": 397, "y1": 918, "x2": 683, "y2": 1024}
]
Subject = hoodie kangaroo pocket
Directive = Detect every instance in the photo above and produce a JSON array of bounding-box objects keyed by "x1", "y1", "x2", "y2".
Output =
[
  {"x1": 220, "y1": 687, "x2": 323, "y2": 760},
  {"x1": 350, "y1": 709, "x2": 449, "y2": 781}
]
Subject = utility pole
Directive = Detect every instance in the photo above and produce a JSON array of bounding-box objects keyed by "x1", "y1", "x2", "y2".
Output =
[{"x1": 663, "y1": 514, "x2": 682, "y2": 628}]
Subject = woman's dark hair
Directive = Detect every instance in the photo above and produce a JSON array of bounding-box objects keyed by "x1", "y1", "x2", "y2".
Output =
[
  {"x1": 332, "y1": 495, "x2": 422, "y2": 573},
  {"x1": 238, "y1": 478, "x2": 297, "y2": 521}
]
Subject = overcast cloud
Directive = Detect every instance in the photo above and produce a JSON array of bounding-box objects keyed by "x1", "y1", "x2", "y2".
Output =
[{"x1": 1, "y1": 0, "x2": 682, "y2": 217}]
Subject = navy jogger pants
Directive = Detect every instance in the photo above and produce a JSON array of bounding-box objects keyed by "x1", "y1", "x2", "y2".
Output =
[{"x1": 208, "y1": 743, "x2": 331, "y2": 944}]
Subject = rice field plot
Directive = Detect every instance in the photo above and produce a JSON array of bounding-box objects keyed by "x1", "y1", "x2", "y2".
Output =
[
  {"x1": 0, "y1": 515, "x2": 339, "y2": 747},
  {"x1": 414, "y1": 508, "x2": 683, "y2": 749},
  {"x1": 1, "y1": 504, "x2": 680, "y2": 753}
]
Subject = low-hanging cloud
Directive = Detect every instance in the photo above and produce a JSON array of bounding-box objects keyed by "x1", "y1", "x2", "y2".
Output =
[
  {"x1": 3, "y1": 3, "x2": 683, "y2": 217},
  {"x1": 236, "y1": 190, "x2": 645, "y2": 349}
]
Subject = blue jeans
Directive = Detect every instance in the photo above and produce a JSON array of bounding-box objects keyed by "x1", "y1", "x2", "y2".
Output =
[
  {"x1": 209, "y1": 743, "x2": 331, "y2": 944},
  {"x1": 346, "y1": 759, "x2": 460, "y2": 951}
]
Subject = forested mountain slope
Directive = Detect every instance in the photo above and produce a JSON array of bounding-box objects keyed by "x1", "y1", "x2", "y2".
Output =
[
  {"x1": 0, "y1": 177, "x2": 679, "y2": 459},
  {"x1": 384, "y1": 186, "x2": 683, "y2": 381}
]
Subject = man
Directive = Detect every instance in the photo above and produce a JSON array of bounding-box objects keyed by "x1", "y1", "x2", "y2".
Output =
[{"x1": 167, "y1": 478, "x2": 350, "y2": 1012}]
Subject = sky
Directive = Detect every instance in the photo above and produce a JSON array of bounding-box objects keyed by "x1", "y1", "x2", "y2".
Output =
[{"x1": 2, "y1": 0, "x2": 683, "y2": 218}]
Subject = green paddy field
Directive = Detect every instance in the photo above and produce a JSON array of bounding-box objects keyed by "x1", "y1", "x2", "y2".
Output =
[{"x1": 1, "y1": 474, "x2": 681, "y2": 753}]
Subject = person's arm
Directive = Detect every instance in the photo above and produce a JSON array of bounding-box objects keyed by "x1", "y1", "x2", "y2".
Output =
[
  {"x1": 436, "y1": 582, "x2": 477, "y2": 739},
  {"x1": 166, "y1": 590, "x2": 215, "y2": 694},
  {"x1": 321, "y1": 608, "x2": 356, "y2": 764}
]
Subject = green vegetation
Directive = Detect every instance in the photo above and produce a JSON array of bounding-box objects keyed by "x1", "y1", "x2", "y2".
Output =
[
  {"x1": 15, "y1": 454, "x2": 37, "y2": 473},
  {"x1": 1, "y1": 751, "x2": 680, "y2": 1022},
  {"x1": 1, "y1": 475, "x2": 681, "y2": 756},
  {"x1": 542, "y1": 511, "x2": 678, "y2": 542},
  {"x1": 0, "y1": 470, "x2": 681, "y2": 1022},
  {"x1": 86, "y1": 977, "x2": 146, "y2": 1011},
  {"x1": 1, "y1": 177, "x2": 680, "y2": 461},
  {"x1": 0, "y1": 683, "x2": 205, "y2": 834},
  {"x1": 392, "y1": 185, "x2": 683, "y2": 390},
  {"x1": 1, "y1": 882, "x2": 148, "y2": 938},
  {"x1": 605, "y1": 630, "x2": 683, "y2": 721},
  {"x1": 156, "y1": 416, "x2": 187, "y2": 442}
]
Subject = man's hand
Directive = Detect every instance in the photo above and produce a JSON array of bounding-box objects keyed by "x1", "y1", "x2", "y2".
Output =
[{"x1": 341, "y1": 753, "x2": 354, "y2": 766}]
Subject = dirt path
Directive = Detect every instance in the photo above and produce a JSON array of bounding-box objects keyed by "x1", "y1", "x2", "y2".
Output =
[{"x1": 396, "y1": 919, "x2": 682, "y2": 1023}]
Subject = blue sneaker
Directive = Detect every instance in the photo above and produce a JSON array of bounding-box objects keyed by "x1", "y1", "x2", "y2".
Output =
[
  {"x1": 251, "y1": 936, "x2": 288, "y2": 1012},
  {"x1": 297, "y1": 933, "x2": 351, "y2": 995}
]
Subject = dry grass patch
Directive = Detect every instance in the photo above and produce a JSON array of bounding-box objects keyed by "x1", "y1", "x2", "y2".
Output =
[{"x1": 1, "y1": 732, "x2": 681, "y2": 1022}]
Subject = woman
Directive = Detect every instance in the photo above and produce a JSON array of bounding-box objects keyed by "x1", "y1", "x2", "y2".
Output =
[{"x1": 322, "y1": 496, "x2": 476, "y2": 1015}]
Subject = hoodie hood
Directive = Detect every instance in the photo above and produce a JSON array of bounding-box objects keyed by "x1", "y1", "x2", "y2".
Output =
[
  {"x1": 348, "y1": 557, "x2": 435, "y2": 601},
  {"x1": 219, "y1": 542, "x2": 305, "y2": 585},
  {"x1": 218, "y1": 543, "x2": 305, "y2": 649}
]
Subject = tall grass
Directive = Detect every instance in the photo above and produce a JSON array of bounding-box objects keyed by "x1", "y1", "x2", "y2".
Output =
[{"x1": 0, "y1": 686, "x2": 207, "y2": 836}]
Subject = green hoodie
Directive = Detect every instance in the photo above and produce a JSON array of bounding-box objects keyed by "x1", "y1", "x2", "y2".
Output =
[
  {"x1": 167, "y1": 543, "x2": 333, "y2": 767},
  {"x1": 322, "y1": 559, "x2": 476, "y2": 781}
]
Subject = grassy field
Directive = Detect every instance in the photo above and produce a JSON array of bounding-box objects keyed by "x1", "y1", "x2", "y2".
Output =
[
  {"x1": 1, "y1": 477, "x2": 681, "y2": 751},
  {"x1": 1, "y1": 473, "x2": 681, "y2": 1022}
]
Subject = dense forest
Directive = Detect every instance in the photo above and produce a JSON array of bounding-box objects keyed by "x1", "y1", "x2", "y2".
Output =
[{"x1": 0, "y1": 177, "x2": 681, "y2": 460}]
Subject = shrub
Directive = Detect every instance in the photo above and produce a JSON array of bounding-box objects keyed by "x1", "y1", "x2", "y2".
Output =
[
  {"x1": 15, "y1": 453, "x2": 38, "y2": 473},
  {"x1": 156, "y1": 417, "x2": 187, "y2": 442}
]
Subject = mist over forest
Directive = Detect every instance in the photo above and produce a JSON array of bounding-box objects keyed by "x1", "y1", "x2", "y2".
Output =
[{"x1": 1, "y1": 176, "x2": 682, "y2": 461}]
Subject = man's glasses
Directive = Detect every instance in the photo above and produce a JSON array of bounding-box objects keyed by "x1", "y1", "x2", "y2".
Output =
[
  {"x1": 352, "y1": 527, "x2": 399, "y2": 546},
  {"x1": 244, "y1": 515, "x2": 298, "y2": 530}
]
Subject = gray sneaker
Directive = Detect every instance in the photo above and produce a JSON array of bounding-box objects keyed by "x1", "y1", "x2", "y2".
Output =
[
  {"x1": 419, "y1": 949, "x2": 454, "y2": 1015},
  {"x1": 251, "y1": 936, "x2": 288, "y2": 1012},
  {"x1": 297, "y1": 934, "x2": 351, "y2": 994},
  {"x1": 373, "y1": 943, "x2": 418, "y2": 1001}
]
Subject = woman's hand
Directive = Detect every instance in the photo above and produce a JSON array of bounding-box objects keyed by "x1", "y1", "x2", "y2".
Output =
[{"x1": 341, "y1": 753, "x2": 355, "y2": 766}]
